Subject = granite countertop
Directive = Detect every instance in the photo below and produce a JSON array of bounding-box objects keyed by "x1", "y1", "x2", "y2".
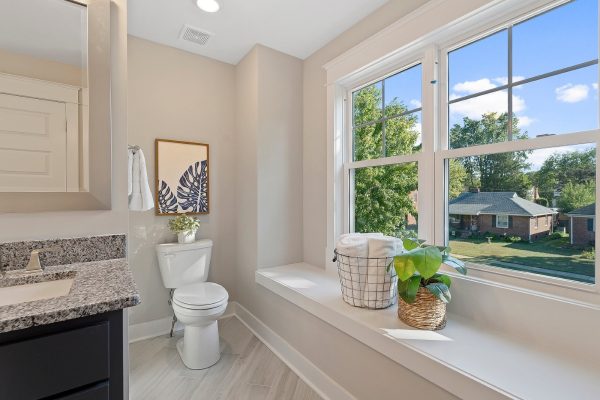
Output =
[{"x1": 0, "y1": 259, "x2": 140, "y2": 333}]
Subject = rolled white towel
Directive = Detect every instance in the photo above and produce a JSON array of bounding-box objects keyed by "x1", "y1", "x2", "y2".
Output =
[
  {"x1": 336, "y1": 233, "x2": 370, "y2": 307},
  {"x1": 364, "y1": 236, "x2": 401, "y2": 308}
]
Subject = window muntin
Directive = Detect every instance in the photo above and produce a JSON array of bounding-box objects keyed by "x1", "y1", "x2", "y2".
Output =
[
  {"x1": 447, "y1": 144, "x2": 596, "y2": 284},
  {"x1": 448, "y1": 0, "x2": 599, "y2": 148},
  {"x1": 352, "y1": 64, "x2": 422, "y2": 161},
  {"x1": 496, "y1": 214, "x2": 509, "y2": 228}
]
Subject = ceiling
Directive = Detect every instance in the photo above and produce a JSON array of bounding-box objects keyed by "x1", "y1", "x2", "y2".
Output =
[
  {"x1": 127, "y1": 0, "x2": 389, "y2": 65},
  {"x1": 0, "y1": 0, "x2": 86, "y2": 67}
]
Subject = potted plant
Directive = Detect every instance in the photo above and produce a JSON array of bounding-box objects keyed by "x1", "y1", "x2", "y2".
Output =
[
  {"x1": 393, "y1": 239, "x2": 467, "y2": 330},
  {"x1": 168, "y1": 214, "x2": 200, "y2": 244}
]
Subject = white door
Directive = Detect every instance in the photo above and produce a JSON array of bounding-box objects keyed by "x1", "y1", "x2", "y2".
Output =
[{"x1": 0, "y1": 93, "x2": 67, "y2": 192}]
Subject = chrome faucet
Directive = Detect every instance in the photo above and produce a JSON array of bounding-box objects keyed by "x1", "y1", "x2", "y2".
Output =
[{"x1": 25, "y1": 248, "x2": 58, "y2": 273}]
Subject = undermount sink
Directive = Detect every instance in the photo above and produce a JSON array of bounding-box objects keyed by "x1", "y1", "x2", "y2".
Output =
[{"x1": 0, "y1": 278, "x2": 74, "y2": 307}]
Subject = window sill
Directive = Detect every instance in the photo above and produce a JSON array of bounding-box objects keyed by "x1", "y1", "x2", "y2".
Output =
[{"x1": 256, "y1": 263, "x2": 600, "y2": 400}]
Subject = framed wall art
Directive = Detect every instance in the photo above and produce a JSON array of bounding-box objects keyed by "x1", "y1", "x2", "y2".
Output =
[{"x1": 155, "y1": 139, "x2": 209, "y2": 215}]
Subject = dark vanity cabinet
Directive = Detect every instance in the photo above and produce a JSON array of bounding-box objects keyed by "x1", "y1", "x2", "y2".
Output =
[{"x1": 0, "y1": 310, "x2": 125, "y2": 400}]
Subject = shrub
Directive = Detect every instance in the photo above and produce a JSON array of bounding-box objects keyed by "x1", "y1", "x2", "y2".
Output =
[
  {"x1": 549, "y1": 232, "x2": 564, "y2": 240},
  {"x1": 581, "y1": 248, "x2": 595, "y2": 260},
  {"x1": 505, "y1": 235, "x2": 522, "y2": 243}
]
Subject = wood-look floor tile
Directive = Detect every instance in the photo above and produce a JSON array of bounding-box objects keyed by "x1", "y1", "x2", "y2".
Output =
[{"x1": 129, "y1": 317, "x2": 323, "y2": 400}]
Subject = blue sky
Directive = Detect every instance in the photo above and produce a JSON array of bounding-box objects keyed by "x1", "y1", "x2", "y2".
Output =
[
  {"x1": 448, "y1": 0, "x2": 598, "y2": 139},
  {"x1": 356, "y1": 0, "x2": 598, "y2": 166}
]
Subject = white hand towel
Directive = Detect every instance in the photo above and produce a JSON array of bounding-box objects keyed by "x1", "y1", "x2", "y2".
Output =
[
  {"x1": 364, "y1": 236, "x2": 400, "y2": 308},
  {"x1": 128, "y1": 148, "x2": 154, "y2": 211},
  {"x1": 336, "y1": 233, "x2": 369, "y2": 307},
  {"x1": 128, "y1": 149, "x2": 134, "y2": 196}
]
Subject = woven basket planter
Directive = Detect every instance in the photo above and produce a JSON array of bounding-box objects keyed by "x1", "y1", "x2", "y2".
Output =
[{"x1": 398, "y1": 287, "x2": 447, "y2": 330}]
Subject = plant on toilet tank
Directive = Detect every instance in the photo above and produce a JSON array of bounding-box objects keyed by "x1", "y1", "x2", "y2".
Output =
[{"x1": 168, "y1": 214, "x2": 200, "y2": 244}]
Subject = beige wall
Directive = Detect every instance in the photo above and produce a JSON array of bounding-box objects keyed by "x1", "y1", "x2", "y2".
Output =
[
  {"x1": 0, "y1": 0, "x2": 128, "y2": 242},
  {"x1": 0, "y1": 48, "x2": 84, "y2": 87},
  {"x1": 127, "y1": 36, "x2": 237, "y2": 325},
  {"x1": 233, "y1": 42, "x2": 455, "y2": 399},
  {"x1": 302, "y1": 0, "x2": 431, "y2": 268}
]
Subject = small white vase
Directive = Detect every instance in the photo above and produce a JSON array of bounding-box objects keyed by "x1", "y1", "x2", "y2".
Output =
[{"x1": 177, "y1": 230, "x2": 197, "y2": 244}]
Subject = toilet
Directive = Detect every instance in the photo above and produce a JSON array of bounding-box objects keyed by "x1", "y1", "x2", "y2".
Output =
[{"x1": 155, "y1": 240, "x2": 228, "y2": 370}]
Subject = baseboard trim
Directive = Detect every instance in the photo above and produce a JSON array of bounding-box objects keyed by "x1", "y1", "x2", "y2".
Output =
[
  {"x1": 128, "y1": 302, "x2": 354, "y2": 400},
  {"x1": 234, "y1": 302, "x2": 356, "y2": 400}
]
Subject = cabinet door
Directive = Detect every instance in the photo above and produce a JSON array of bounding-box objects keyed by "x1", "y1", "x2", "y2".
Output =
[
  {"x1": 0, "y1": 323, "x2": 109, "y2": 400},
  {"x1": 0, "y1": 93, "x2": 67, "y2": 191}
]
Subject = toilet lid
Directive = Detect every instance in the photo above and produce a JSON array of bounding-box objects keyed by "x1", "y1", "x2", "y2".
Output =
[{"x1": 173, "y1": 282, "x2": 228, "y2": 309}]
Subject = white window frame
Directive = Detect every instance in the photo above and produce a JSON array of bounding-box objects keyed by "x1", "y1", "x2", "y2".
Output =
[
  {"x1": 436, "y1": 0, "x2": 600, "y2": 297},
  {"x1": 327, "y1": 0, "x2": 600, "y2": 306},
  {"x1": 344, "y1": 58, "x2": 430, "y2": 237},
  {"x1": 496, "y1": 214, "x2": 509, "y2": 229}
]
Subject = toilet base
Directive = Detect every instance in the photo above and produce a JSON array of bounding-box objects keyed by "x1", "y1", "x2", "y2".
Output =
[{"x1": 176, "y1": 320, "x2": 221, "y2": 370}]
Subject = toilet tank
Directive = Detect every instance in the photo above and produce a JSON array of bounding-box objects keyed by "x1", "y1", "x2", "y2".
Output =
[{"x1": 155, "y1": 239, "x2": 213, "y2": 289}]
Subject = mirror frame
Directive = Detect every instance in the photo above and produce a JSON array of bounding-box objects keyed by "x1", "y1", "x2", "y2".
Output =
[{"x1": 0, "y1": 0, "x2": 112, "y2": 212}]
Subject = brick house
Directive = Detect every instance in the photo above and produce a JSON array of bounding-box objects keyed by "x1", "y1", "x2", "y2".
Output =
[
  {"x1": 567, "y1": 203, "x2": 595, "y2": 246},
  {"x1": 448, "y1": 192, "x2": 556, "y2": 242}
]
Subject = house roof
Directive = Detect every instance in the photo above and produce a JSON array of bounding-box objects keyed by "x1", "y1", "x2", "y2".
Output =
[
  {"x1": 567, "y1": 203, "x2": 595, "y2": 217},
  {"x1": 448, "y1": 192, "x2": 556, "y2": 217}
]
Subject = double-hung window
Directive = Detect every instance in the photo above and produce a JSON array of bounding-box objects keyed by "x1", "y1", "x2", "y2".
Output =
[
  {"x1": 343, "y1": 0, "x2": 598, "y2": 289},
  {"x1": 347, "y1": 63, "x2": 423, "y2": 237},
  {"x1": 442, "y1": 0, "x2": 598, "y2": 284}
]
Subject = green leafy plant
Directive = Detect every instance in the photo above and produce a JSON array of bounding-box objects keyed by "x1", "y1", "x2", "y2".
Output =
[
  {"x1": 168, "y1": 214, "x2": 200, "y2": 234},
  {"x1": 581, "y1": 248, "x2": 595, "y2": 260},
  {"x1": 505, "y1": 235, "x2": 522, "y2": 243},
  {"x1": 393, "y1": 239, "x2": 467, "y2": 304}
]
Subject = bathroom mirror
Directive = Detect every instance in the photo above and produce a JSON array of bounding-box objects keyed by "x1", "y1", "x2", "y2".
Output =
[{"x1": 0, "y1": 0, "x2": 111, "y2": 212}]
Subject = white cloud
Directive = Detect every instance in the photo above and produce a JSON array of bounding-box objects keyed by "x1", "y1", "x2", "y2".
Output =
[
  {"x1": 409, "y1": 99, "x2": 422, "y2": 109},
  {"x1": 453, "y1": 78, "x2": 496, "y2": 95},
  {"x1": 593, "y1": 82, "x2": 598, "y2": 91},
  {"x1": 555, "y1": 84, "x2": 589, "y2": 103},
  {"x1": 450, "y1": 91, "x2": 525, "y2": 119},
  {"x1": 516, "y1": 115, "x2": 535, "y2": 128}
]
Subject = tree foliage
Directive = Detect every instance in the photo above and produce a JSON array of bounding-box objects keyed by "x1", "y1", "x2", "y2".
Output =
[
  {"x1": 533, "y1": 148, "x2": 596, "y2": 202},
  {"x1": 449, "y1": 113, "x2": 531, "y2": 198},
  {"x1": 557, "y1": 181, "x2": 596, "y2": 213},
  {"x1": 353, "y1": 85, "x2": 419, "y2": 236}
]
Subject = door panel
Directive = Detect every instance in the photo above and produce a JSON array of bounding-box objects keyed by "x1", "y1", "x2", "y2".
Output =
[{"x1": 0, "y1": 93, "x2": 67, "y2": 191}]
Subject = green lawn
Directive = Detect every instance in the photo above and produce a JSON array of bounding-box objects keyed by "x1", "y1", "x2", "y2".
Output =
[{"x1": 449, "y1": 237, "x2": 595, "y2": 283}]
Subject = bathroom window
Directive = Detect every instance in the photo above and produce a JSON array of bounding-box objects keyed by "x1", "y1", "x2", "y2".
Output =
[
  {"x1": 443, "y1": 0, "x2": 598, "y2": 284},
  {"x1": 348, "y1": 63, "x2": 423, "y2": 238},
  {"x1": 334, "y1": 0, "x2": 599, "y2": 297}
]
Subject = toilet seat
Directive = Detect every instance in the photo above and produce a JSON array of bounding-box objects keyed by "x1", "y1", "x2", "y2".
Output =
[{"x1": 173, "y1": 282, "x2": 228, "y2": 310}]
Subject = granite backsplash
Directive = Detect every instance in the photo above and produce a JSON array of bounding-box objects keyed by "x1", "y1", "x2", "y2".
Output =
[{"x1": 0, "y1": 235, "x2": 127, "y2": 271}]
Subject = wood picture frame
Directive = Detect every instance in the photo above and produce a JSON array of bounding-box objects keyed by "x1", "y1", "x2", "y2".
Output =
[{"x1": 155, "y1": 139, "x2": 209, "y2": 215}]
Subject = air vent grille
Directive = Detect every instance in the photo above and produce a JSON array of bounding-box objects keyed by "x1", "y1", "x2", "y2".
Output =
[{"x1": 180, "y1": 25, "x2": 212, "y2": 46}]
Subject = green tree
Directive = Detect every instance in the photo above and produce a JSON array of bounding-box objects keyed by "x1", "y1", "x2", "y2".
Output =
[
  {"x1": 557, "y1": 181, "x2": 596, "y2": 213},
  {"x1": 533, "y1": 148, "x2": 596, "y2": 202},
  {"x1": 353, "y1": 85, "x2": 420, "y2": 236},
  {"x1": 449, "y1": 113, "x2": 531, "y2": 198},
  {"x1": 448, "y1": 159, "x2": 467, "y2": 199}
]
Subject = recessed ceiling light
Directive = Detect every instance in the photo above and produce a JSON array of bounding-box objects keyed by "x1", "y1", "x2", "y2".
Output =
[{"x1": 196, "y1": 0, "x2": 220, "y2": 13}]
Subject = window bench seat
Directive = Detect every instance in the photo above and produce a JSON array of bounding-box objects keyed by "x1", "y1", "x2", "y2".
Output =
[{"x1": 256, "y1": 263, "x2": 599, "y2": 400}]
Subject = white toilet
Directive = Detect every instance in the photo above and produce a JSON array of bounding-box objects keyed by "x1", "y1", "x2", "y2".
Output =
[{"x1": 155, "y1": 240, "x2": 229, "y2": 370}]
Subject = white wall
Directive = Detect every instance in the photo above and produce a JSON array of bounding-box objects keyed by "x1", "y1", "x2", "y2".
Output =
[
  {"x1": 0, "y1": 0, "x2": 129, "y2": 242},
  {"x1": 127, "y1": 36, "x2": 237, "y2": 326}
]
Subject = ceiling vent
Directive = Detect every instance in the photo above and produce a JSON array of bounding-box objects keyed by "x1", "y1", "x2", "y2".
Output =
[{"x1": 179, "y1": 25, "x2": 212, "y2": 46}]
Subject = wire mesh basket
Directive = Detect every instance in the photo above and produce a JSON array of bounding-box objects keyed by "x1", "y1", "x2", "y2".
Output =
[{"x1": 333, "y1": 249, "x2": 398, "y2": 309}]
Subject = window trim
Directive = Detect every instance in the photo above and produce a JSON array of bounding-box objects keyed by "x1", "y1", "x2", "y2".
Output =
[
  {"x1": 327, "y1": 0, "x2": 600, "y2": 305},
  {"x1": 496, "y1": 214, "x2": 509, "y2": 229}
]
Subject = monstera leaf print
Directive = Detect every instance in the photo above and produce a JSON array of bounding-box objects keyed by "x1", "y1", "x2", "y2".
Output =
[
  {"x1": 177, "y1": 160, "x2": 208, "y2": 213},
  {"x1": 158, "y1": 180, "x2": 178, "y2": 213}
]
